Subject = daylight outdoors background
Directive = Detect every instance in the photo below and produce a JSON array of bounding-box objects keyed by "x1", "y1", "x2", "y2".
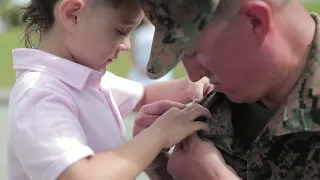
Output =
[{"x1": 0, "y1": 0, "x2": 319, "y2": 179}]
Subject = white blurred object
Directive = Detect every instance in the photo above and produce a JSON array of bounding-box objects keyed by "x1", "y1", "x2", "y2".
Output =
[
  {"x1": 0, "y1": 0, "x2": 30, "y2": 34},
  {"x1": 0, "y1": 16, "x2": 6, "y2": 34},
  {"x1": 11, "y1": 0, "x2": 30, "y2": 6},
  {"x1": 127, "y1": 21, "x2": 174, "y2": 86}
]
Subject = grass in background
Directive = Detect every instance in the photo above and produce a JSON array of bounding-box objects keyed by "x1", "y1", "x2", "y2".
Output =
[
  {"x1": 1, "y1": 2, "x2": 319, "y2": 88},
  {"x1": 0, "y1": 27, "x2": 24, "y2": 87},
  {"x1": 305, "y1": 1, "x2": 320, "y2": 13}
]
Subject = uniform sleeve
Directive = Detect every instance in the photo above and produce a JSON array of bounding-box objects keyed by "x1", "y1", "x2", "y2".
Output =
[
  {"x1": 310, "y1": 68, "x2": 320, "y2": 121},
  {"x1": 8, "y1": 82, "x2": 94, "y2": 180},
  {"x1": 100, "y1": 71, "x2": 144, "y2": 117},
  {"x1": 279, "y1": 132, "x2": 320, "y2": 179},
  {"x1": 310, "y1": 93, "x2": 320, "y2": 121}
]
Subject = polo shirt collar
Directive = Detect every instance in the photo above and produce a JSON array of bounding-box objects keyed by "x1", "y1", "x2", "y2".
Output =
[{"x1": 12, "y1": 48, "x2": 103, "y2": 90}]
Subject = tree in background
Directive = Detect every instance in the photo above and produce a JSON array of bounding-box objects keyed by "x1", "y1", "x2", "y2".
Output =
[{"x1": 0, "y1": 0, "x2": 24, "y2": 28}]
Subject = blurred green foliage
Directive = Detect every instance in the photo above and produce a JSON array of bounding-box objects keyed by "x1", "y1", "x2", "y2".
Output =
[
  {"x1": 305, "y1": 1, "x2": 320, "y2": 13},
  {"x1": 0, "y1": 0, "x2": 23, "y2": 28}
]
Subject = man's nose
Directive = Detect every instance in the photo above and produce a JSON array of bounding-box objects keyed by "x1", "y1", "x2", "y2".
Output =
[
  {"x1": 182, "y1": 58, "x2": 209, "y2": 82},
  {"x1": 118, "y1": 37, "x2": 131, "y2": 52}
]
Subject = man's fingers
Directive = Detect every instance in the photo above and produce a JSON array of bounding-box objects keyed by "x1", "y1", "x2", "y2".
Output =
[
  {"x1": 193, "y1": 98, "x2": 202, "y2": 104},
  {"x1": 183, "y1": 103, "x2": 203, "y2": 112},
  {"x1": 191, "y1": 83, "x2": 204, "y2": 102},
  {"x1": 141, "y1": 100, "x2": 186, "y2": 115},
  {"x1": 190, "y1": 76, "x2": 212, "y2": 102},
  {"x1": 133, "y1": 114, "x2": 161, "y2": 136},
  {"x1": 183, "y1": 133, "x2": 199, "y2": 150},
  {"x1": 134, "y1": 114, "x2": 159, "y2": 126},
  {"x1": 178, "y1": 133, "x2": 202, "y2": 152},
  {"x1": 182, "y1": 103, "x2": 212, "y2": 121},
  {"x1": 205, "y1": 85, "x2": 214, "y2": 96}
]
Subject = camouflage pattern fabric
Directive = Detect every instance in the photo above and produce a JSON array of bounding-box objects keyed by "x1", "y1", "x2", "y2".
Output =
[
  {"x1": 204, "y1": 13, "x2": 320, "y2": 180},
  {"x1": 139, "y1": 0, "x2": 220, "y2": 79}
]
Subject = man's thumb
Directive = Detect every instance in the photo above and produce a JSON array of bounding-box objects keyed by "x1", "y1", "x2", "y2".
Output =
[
  {"x1": 184, "y1": 133, "x2": 202, "y2": 149},
  {"x1": 191, "y1": 84, "x2": 204, "y2": 102}
]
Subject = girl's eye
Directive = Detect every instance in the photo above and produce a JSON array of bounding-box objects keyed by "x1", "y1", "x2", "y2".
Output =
[{"x1": 116, "y1": 30, "x2": 128, "y2": 36}]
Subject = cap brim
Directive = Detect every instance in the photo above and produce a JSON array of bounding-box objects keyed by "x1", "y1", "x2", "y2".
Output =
[
  {"x1": 146, "y1": 27, "x2": 191, "y2": 79},
  {"x1": 140, "y1": 0, "x2": 220, "y2": 79}
]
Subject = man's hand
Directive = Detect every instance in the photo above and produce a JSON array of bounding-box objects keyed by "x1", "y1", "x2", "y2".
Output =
[
  {"x1": 188, "y1": 76, "x2": 214, "y2": 102},
  {"x1": 167, "y1": 134, "x2": 240, "y2": 180},
  {"x1": 135, "y1": 76, "x2": 214, "y2": 112}
]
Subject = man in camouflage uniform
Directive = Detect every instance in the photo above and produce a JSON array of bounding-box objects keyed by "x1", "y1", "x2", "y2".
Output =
[{"x1": 135, "y1": 0, "x2": 320, "y2": 179}]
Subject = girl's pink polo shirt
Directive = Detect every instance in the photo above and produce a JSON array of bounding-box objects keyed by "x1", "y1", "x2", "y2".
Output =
[{"x1": 6, "y1": 48, "x2": 144, "y2": 180}]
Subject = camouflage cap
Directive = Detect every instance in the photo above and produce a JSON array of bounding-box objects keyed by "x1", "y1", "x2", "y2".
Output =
[{"x1": 139, "y1": 0, "x2": 220, "y2": 79}]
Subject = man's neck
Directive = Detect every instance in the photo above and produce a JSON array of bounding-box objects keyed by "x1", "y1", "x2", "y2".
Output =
[{"x1": 261, "y1": 8, "x2": 316, "y2": 109}]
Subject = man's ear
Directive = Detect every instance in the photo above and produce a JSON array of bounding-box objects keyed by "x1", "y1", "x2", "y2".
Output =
[
  {"x1": 244, "y1": 1, "x2": 272, "y2": 39},
  {"x1": 58, "y1": 0, "x2": 85, "y2": 33}
]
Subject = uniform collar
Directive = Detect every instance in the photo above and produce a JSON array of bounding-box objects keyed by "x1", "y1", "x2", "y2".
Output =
[{"x1": 12, "y1": 48, "x2": 103, "y2": 90}]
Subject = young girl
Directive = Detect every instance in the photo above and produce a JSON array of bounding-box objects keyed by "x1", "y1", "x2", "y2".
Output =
[{"x1": 6, "y1": 0, "x2": 212, "y2": 180}]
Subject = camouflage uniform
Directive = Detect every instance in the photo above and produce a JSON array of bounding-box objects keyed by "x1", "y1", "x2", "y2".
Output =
[{"x1": 139, "y1": 0, "x2": 320, "y2": 179}]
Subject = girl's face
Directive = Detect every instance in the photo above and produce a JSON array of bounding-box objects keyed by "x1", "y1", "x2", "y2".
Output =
[{"x1": 56, "y1": 0, "x2": 143, "y2": 73}]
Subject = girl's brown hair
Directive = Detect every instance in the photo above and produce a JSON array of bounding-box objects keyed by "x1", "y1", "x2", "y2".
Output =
[
  {"x1": 21, "y1": 0, "x2": 59, "y2": 48},
  {"x1": 20, "y1": 0, "x2": 126, "y2": 48}
]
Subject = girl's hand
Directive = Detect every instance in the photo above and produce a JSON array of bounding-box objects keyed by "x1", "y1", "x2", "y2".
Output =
[{"x1": 149, "y1": 103, "x2": 211, "y2": 148}]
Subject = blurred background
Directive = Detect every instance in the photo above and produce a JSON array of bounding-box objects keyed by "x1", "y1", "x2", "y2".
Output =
[{"x1": 0, "y1": 0, "x2": 319, "y2": 179}]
